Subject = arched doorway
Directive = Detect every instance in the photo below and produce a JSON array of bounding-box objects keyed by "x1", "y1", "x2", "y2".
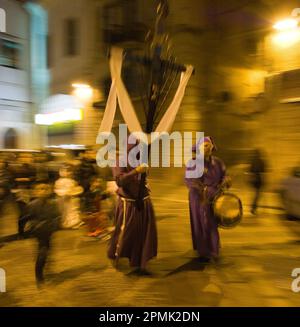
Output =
[{"x1": 4, "y1": 128, "x2": 18, "y2": 149}]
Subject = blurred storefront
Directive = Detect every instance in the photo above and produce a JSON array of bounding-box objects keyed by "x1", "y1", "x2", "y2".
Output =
[{"x1": 36, "y1": 93, "x2": 83, "y2": 145}]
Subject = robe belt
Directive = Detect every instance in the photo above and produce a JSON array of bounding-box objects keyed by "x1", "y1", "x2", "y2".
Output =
[
  {"x1": 119, "y1": 195, "x2": 150, "y2": 202},
  {"x1": 114, "y1": 195, "x2": 150, "y2": 258}
]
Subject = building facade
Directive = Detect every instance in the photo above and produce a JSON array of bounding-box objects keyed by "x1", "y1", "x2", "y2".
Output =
[
  {"x1": 39, "y1": 0, "x2": 107, "y2": 146},
  {"x1": 0, "y1": 0, "x2": 48, "y2": 149},
  {"x1": 40, "y1": 0, "x2": 300, "y2": 184}
]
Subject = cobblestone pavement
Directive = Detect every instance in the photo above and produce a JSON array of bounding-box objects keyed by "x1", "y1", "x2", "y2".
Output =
[{"x1": 0, "y1": 181, "x2": 300, "y2": 307}]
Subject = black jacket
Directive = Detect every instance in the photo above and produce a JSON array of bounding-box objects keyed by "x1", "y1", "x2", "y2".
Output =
[{"x1": 26, "y1": 198, "x2": 61, "y2": 237}]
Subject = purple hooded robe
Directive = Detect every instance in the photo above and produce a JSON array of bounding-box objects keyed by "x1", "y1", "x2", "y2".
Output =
[
  {"x1": 185, "y1": 139, "x2": 226, "y2": 258},
  {"x1": 107, "y1": 145, "x2": 157, "y2": 269}
]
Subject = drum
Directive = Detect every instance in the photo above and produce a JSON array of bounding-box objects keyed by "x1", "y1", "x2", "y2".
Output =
[{"x1": 213, "y1": 192, "x2": 243, "y2": 229}]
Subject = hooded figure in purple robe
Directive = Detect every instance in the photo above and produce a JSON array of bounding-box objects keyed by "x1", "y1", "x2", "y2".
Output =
[
  {"x1": 108, "y1": 138, "x2": 157, "y2": 272},
  {"x1": 185, "y1": 136, "x2": 231, "y2": 261}
]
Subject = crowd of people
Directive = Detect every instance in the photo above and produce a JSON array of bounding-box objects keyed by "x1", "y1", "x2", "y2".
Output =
[
  {"x1": 0, "y1": 148, "x2": 118, "y2": 285},
  {"x1": 0, "y1": 148, "x2": 116, "y2": 237}
]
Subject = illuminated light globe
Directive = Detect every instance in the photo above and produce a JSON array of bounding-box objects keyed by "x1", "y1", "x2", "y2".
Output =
[
  {"x1": 273, "y1": 18, "x2": 298, "y2": 31},
  {"x1": 72, "y1": 83, "x2": 93, "y2": 103}
]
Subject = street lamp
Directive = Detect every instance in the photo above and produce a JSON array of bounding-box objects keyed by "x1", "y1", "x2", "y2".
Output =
[
  {"x1": 72, "y1": 83, "x2": 93, "y2": 103},
  {"x1": 272, "y1": 18, "x2": 300, "y2": 48},
  {"x1": 273, "y1": 18, "x2": 298, "y2": 31}
]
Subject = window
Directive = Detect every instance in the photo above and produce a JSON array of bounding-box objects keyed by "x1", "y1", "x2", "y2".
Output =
[
  {"x1": 64, "y1": 18, "x2": 79, "y2": 56},
  {"x1": 4, "y1": 128, "x2": 18, "y2": 149},
  {"x1": 0, "y1": 39, "x2": 22, "y2": 69}
]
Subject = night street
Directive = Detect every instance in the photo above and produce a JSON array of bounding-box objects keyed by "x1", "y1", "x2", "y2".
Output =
[
  {"x1": 2, "y1": 0, "x2": 300, "y2": 319},
  {"x1": 1, "y1": 180, "x2": 300, "y2": 307}
]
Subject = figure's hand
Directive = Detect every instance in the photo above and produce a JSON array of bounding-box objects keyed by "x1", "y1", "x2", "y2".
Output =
[{"x1": 135, "y1": 163, "x2": 149, "y2": 174}]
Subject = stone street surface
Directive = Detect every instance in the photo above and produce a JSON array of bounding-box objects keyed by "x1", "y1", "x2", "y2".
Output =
[{"x1": 0, "y1": 180, "x2": 300, "y2": 307}]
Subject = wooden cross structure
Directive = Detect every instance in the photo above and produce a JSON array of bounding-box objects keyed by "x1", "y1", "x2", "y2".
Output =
[{"x1": 119, "y1": 0, "x2": 195, "y2": 207}]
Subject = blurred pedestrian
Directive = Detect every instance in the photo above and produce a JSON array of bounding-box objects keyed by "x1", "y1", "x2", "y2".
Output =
[
  {"x1": 77, "y1": 149, "x2": 98, "y2": 212},
  {"x1": 12, "y1": 153, "x2": 36, "y2": 237},
  {"x1": 34, "y1": 151, "x2": 50, "y2": 183},
  {"x1": 0, "y1": 160, "x2": 13, "y2": 214},
  {"x1": 185, "y1": 136, "x2": 231, "y2": 262},
  {"x1": 26, "y1": 183, "x2": 61, "y2": 285},
  {"x1": 54, "y1": 165, "x2": 83, "y2": 229},
  {"x1": 249, "y1": 149, "x2": 266, "y2": 215},
  {"x1": 96, "y1": 147, "x2": 118, "y2": 221},
  {"x1": 83, "y1": 177, "x2": 110, "y2": 237}
]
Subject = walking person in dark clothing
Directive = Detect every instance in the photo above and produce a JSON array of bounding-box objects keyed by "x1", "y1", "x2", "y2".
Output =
[
  {"x1": 26, "y1": 183, "x2": 61, "y2": 285},
  {"x1": 0, "y1": 160, "x2": 13, "y2": 247},
  {"x1": 77, "y1": 150, "x2": 98, "y2": 213},
  {"x1": 11, "y1": 153, "x2": 36, "y2": 236},
  {"x1": 0, "y1": 160, "x2": 13, "y2": 214},
  {"x1": 249, "y1": 149, "x2": 266, "y2": 215}
]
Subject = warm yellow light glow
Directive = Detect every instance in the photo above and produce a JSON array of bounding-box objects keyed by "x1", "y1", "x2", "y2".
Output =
[
  {"x1": 272, "y1": 29, "x2": 300, "y2": 48},
  {"x1": 72, "y1": 83, "x2": 91, "y2": 89},
  {"x1": 273, "y1": 18, "x2": 298, "y2": 31},
  {"x1": 72, "y1": 83, "x2": 93, "y2": 102},
  {"x1": 35, "y1": 109, "x2": 82, "y2": 125}
]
